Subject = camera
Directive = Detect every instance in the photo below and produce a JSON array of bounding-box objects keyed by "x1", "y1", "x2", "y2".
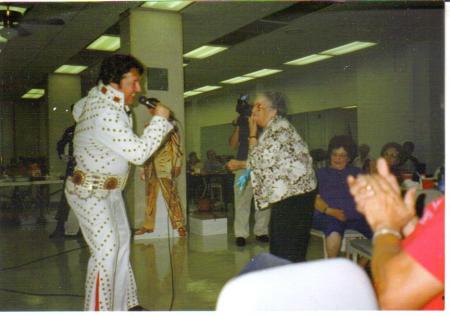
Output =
[{"x1": 235, "y1": 95, "x2": 252, "y2": 126}]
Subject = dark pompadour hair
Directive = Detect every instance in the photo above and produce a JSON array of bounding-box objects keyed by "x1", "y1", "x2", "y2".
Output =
[
  {"x1": 97, "y1": 54, "x2": 144, "y2": 85},
  {"x1": 327, "y1": 135, "x2": 357, "y2": 161}
]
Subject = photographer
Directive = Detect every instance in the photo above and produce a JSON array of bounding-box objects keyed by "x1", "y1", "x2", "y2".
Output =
[{"x1": 229, "y1": 95, "x2": 270, "y2": 247}]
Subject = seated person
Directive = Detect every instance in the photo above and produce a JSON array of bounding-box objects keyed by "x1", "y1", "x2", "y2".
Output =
[
  {"x1": 203, "y1": 149, "x2": 224, "y2": 174},
  {"x1": 312, "y1": 135, "x2": 372, "y2": 258},
  {"x1": 399, "y1": 141, "x2": 420, "y2": 173},
  {"x1": 348, "y1": 158, "x2": 444, "y2": 310},
  {"x1": 187, "y1": 151, "x2": 203, "y2": 175},
  {"x1": 370, "y1": 142, "x2": 403, "y2": 184},
  {"x1": 186, "y1": 152, "x2": 205, "y2": 203},
  {"x1": 29, "y1": 161, "x2": 43, "y2": 178},
  {"x1": 309, "y1": 148, "x2": 328, "y2": 171},
  {"x1": 352, "y1": 144, "x2": 372, "y2": 173}
]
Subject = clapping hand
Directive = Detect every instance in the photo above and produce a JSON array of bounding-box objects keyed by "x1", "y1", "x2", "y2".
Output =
[{"x1": 347, "y1": 158, "x2": 417, "y2": 234}]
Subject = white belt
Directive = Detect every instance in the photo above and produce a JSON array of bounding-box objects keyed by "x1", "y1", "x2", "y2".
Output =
[{"x1": 70, "y1": 169, "x2": 127, "y2": 191}]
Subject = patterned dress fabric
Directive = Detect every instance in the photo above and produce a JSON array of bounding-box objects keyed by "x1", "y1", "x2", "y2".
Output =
[{"x1": 248, "y1": 115, "x2": 317, "y2": 209}]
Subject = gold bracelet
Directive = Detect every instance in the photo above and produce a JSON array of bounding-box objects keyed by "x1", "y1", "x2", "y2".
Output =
[{"x1": 372, "y1": 227, "x2": 402, "y2": 242}]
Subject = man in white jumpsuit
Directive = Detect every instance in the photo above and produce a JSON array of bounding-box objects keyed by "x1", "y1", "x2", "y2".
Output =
[{"x1": 65, "y1": 54, "x2": 172, "y2": 311}]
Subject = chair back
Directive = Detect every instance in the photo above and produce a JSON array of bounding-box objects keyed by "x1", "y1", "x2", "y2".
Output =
[{"x1": 216, "y1": 258, "x2": 379, "y2": 311}]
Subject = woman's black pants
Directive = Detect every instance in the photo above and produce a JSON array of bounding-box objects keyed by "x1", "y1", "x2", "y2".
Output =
[{"x1": 269, "y1": 189, "x2": 317, "y2": 262}]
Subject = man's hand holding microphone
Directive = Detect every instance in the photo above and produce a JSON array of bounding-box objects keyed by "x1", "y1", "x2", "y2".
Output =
[{"x1": 139, "y1": 96, "x2": 174, "y2": 121}]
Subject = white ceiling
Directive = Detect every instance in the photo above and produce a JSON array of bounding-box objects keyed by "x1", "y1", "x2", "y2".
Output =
[{"x1": 0, "y1": 1, "x2": 443, "y2": 102}]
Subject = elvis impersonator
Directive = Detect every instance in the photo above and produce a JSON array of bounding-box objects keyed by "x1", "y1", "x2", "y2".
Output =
[{"x1": 65, "y1": 54, "x2": 172, "y2": 311}]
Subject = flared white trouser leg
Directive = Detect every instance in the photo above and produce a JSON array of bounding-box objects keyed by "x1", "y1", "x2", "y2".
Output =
[{"x1": 65, "y1": 187, "x2": 139, "y2": 311}]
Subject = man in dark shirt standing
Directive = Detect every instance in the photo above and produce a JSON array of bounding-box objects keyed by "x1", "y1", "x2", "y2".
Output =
[
  {"x1": 49, "y1": 121, "x2": 77, "y2": 238},
  {"x1": 229, "y1": 95, "x2": 270, "y2": 247}
]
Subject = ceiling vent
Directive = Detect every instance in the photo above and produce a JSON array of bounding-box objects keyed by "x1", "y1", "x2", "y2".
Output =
[{"x1": 210, "y1": 1, "x2": 334, "y2": 47}]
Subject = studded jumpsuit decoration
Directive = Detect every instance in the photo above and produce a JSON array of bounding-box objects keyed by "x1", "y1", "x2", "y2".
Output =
[{"x1": 65, "y1": 83, "x2": 173, "y2": 311}]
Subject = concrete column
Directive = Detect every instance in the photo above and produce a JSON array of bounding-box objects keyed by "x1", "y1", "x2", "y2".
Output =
[
  {"x1": 121, "y1": 8, "x2": 185, "y2": 233},
  {"x1": 47, "y1": 74, "x2": 81, "y2": 177}
]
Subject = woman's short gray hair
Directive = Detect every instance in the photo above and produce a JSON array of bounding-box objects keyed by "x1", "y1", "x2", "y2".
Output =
[{"x1": 259, "y1": 91, "x2": 288, "y2": 117}]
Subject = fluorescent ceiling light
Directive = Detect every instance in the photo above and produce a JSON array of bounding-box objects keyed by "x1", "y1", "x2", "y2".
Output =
[
  {"x1": 221, "y1": 76, "x2": 255, "y2": 84},
  {"x1": 141, "y1": 1, "x2": 192, "y2": 11},
  {"x1": 193, "y1": 85, "x2": 222, "y2": 93},
  {"x1": 184, "y1": 85, "x2": 222, "y2": 98},
  {"x1": 221, "y1": 69, "x2": 281, "y2": 85},
  {"x1": 183, "y1": 45, "x2": 228, "y2": 59},
  {"x1": 285, "y1": 54, "x2": 333, "y2": 66},
  {"x1": 54, "y1": 65, "x2": 88, "y2": 75},
  {"x1": 87, "y1": 35, "x2": 120, "y2": 52},
  {"x1": 28, "y1": 89, "x2": 45, "y2": 94},
  {"x1": 320, "y1": 41, "x2": 377, "y2": 56},
  {"x1": 22, "y1": 94, "x2": 43, "y2": 99},
  {"x1": 243, "y1": 68, "x2": 282, "y2": 78},
  {"x1": 183, "y1": 91, "x2": 203, "y2": 98},
  {"x1": 0, "y1": 5, "x2": 27, "y2": 15},
  {"x1": 21, "y1": 88, "x2": 45, "y2": 99},
  {"x1": 342, "y1": 105, "x2": 358, "y2": 109},
  {"x1": 183, "y1": 63, "x2": 188, "y2": 67}
]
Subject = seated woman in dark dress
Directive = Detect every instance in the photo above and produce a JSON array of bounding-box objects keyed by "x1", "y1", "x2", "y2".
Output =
[{"x1": 312, "y1": 135, "x2": 372, "y2": 258}]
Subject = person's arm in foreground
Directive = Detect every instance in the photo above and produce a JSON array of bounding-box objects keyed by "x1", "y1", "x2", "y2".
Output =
[
  {"x1": 347, "y1": 158, "x2": 444, "y2": 310},
  {"x1": 229, "y1": 118, "x2": 240, "y2": 150}
]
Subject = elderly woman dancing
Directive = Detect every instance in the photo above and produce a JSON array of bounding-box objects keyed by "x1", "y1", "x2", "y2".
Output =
[{"x1": 227, "y1": 91, "x2": 317, "y2": 262}]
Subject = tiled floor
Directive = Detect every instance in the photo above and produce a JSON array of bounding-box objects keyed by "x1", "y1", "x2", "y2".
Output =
[{"x1": 0, "y1": 209, "x2": 325, "y2": 311}]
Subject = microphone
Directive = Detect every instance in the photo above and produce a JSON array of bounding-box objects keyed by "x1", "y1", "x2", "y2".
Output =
[
  {"x1": 139, "y1": 96, "x2": 159, "y2": 109},
  {"x1": 138, "y1": 96, "x2": 176, "y2": 122}
]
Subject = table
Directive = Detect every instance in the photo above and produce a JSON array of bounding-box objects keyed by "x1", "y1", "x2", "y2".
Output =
[
  {"x1": 0, "y1": 178, "x2": 64, "y2": 187},
  {"x1": 0, "y1": 177, "x2": 64, "y2": 224},
  {"x1": 187, "y1": 173, "x2": 234, "y2": 211}
]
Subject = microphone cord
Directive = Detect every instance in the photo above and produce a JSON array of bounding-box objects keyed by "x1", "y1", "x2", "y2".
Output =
[
  {"x1": 0, "y1": 244, "x2": 87, "y2": 299},
  {"x1": 0, "y1": 245, "x2": 87, "y2": 272},
  {"x1": 156, "y1": 175, "x2": 176, "y2": 311}
]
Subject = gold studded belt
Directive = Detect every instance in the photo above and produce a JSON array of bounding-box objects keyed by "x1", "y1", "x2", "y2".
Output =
[{"x1": 70, "y1": 169, "x2": 126, "y2": 191}]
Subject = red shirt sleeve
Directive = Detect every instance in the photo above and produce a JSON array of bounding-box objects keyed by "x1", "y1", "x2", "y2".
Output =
[
  {"x1": 402, "y1": 197, "x2": 445, "y2": 283},
  {"x1": 402, "y1": 197, "x2": 445, "y2": 310}
]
